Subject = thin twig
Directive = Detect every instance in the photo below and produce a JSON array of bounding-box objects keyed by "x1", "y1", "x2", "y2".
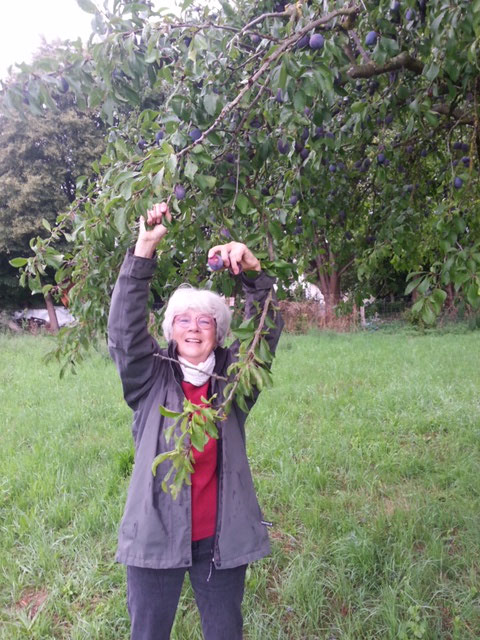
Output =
[
  {"x1": 217, "y1": 289, "x2": 274, "y2": 417},
  {"x1": 234, "y1": 75, "x2": 272, "y2": 135},
  {"x1": 227, "y1": 10, "x2": 290, "y2": 49}
]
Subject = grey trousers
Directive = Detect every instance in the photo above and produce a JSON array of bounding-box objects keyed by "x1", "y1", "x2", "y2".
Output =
[{"x1": 126, "y1": 537, "x2": 247, "y2": 640}]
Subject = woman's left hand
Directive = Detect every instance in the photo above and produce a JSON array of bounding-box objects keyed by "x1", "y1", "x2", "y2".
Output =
[{"x1": 208, "y1": 242, "x2": 261, "y2": 275}]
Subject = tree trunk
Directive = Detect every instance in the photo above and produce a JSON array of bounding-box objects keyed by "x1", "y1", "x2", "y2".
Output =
[
  {"x1": 45, "y1": 292, "x2": 59, "y2": 333},
  {"x1": 317, "y1": 271, "x2": 342, "y2": 320},
  {"x1": 445, "y1": 283, "x2": 455, "y2": 311}
]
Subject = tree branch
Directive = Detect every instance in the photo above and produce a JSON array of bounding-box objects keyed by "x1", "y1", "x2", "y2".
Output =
[
  {"x1": 347, "y1": 51, "x2": 424, "y2": 78},
  {"x1": 348, "y1": 30, "x2": 371, "y2": 64},
  {"x1": 431, "y1": 103, "x2": 474, "y2": 125}
]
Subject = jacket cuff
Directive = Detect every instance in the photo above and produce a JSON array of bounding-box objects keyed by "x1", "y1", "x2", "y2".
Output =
[
  {"x1": 240, "y1": 270, "x2": 275, "y2": 291},
  {"x1": 123, "y1": 247, "x2": 157, "y2": 279}
]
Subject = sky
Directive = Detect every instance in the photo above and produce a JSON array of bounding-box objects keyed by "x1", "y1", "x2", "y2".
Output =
[
  {"x1": 0, "y1": 0, "x2": 180, "y2": 79},
  {"x1": 0, "y1": 1, "x2": 95, "y2": 78}
]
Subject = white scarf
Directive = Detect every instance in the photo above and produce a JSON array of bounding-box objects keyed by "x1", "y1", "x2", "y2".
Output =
[{"x1": 178, "y1": 352, "x2": 215, "y2": 386}]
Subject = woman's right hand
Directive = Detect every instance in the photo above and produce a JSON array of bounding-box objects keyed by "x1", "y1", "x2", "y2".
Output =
[{"x1": 134, "y1": 202, "x2": 171, "y2": 258}]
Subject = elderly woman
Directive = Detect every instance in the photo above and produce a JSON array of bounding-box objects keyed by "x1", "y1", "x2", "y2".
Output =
[{"x1": 108, "y1": 202, "x2": 284, "y2": 640}]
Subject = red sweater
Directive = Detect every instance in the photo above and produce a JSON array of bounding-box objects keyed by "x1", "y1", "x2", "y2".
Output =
[{"x1": 181, "y1": 380, "x2": 218, "y2": 541}]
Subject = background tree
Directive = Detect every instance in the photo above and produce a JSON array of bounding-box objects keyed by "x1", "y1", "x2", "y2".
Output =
[
  {"x1": 0, "y1": 42, "x2": 105, "y2": 306},
  {"x1": 1, "y1": 0, "x2": 479, "y2": 360}
]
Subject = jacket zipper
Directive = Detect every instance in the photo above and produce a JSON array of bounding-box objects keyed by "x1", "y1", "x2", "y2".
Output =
[{"x1": 212, "y1": 377, "x2": 223, "y2": 568}]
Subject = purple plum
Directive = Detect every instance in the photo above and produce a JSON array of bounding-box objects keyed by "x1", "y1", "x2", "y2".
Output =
[
  {"x1": 208, "y1": 255, "x2": 224, "y2": 271},
  {"x1": 174, "y1": 184, "x2": 186, "y2": 200},
  {"x1": 309, "y1": 34, "x2": 324, "y2": 50},
  {"x1": 365, "y1": 31, "x2": 378, "y2": 47},
  {"x1": 189, "y1": 128, "x2": 202, "y2": 141}
]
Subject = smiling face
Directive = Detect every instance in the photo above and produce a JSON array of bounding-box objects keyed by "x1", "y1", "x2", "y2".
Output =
[{"x1": 172, "y1": 311, "x2": 217, "y2": 365}]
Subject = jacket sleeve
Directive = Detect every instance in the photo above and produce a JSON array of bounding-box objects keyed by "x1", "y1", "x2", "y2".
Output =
[{"x1": 108, "y1": 248, "x2": 161, "y2": 410}]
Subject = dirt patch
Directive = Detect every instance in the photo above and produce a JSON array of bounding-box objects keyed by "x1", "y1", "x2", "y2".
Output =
[
  {"x1": 382, "y1": 495, "x2": 412, "y2": 516},
  {"x1": 270, "y1": 528, "x2": 300, "y2": 554},
  {"x1": 15, "y1": 587, "x2": 48, "y2": 619}
]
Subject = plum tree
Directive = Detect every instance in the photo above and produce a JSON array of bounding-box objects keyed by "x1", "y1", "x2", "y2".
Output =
[{"x1": 1, "y1": 0, "x2": 479, "y2": 362}]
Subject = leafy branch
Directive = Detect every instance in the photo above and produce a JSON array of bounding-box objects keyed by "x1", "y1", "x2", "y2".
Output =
[{"x1": 151, "y1": 289, "x2": 275, "y2": 498}]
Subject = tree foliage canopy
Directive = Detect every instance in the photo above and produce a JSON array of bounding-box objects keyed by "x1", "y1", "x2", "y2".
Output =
[
  {"x1": 0, "y1": 42, "x2": 105, "y2": 305},
  {"x1": 1, "y1": 0, "x2": 479, "y2": 359}
]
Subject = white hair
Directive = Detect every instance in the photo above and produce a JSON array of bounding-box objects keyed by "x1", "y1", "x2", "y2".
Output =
[{"x1": 162, "y1": 284, "x2": 232, "y2": 346}]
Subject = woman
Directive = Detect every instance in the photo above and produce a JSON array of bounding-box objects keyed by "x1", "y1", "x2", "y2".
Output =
[{"x1": 108, "y1": 202, "x2": 283, "y2": 640}]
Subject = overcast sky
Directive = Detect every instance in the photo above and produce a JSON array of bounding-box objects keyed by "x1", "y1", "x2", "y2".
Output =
[{"x1": 0, "y1": 0, "x2": 181, "y2": 79}]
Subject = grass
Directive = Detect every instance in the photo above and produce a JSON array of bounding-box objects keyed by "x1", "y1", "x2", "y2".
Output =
[{"x1": 0, "y1": 329, "x2": 479, "y2": 639}]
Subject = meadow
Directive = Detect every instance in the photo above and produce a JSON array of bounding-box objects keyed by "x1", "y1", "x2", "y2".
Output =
[{"x1": 1, "y1": 328, "x2": 479, "y2": 639}]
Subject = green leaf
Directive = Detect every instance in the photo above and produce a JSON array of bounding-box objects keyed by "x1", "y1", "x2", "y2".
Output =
[
  {"x1": 258, "y1": 338, "x2": 272, "y2": 364},
  {"x1": 151, "y1": 451, "x2": 173, "y2": 476},
  {"x1": 430, "y1": 10, "x2": 445, "y2": 34},
  {"x1": 114, "y1": 207, "x2": 127, "y2": 234},
  {"x1": 421, "y1": 304, "x2": 436, "y2": 325},
  {"x1": 467, "y1": 282, "x2": 480, "y2": 308},
  {"x1": 76, "y1": 0, "x2": 98, "y2": 14},
  {"x1": 184, "y1": 159, "x2": 198, "y2": 181},
  {"x1": 424, "y1": 62, "x2": 440, "y2": 82},
  {"x1": 195, "y1": 174, "x2": 216, "y2": 191},
  {"x1": 159, "y1": 405, "x2": 182, "y2": 419},
  {"x1": 236, "y1": 392, "x2": 249, "y2": 413},
  {"x1": 203, "y1": 94, "x2": 218, "y2": 117},
  {"x1": 190, "y1": 424, "x2": 209, "y2": 451},
  {"x1": 293, "y1": 90, "x2": 306, "y2": 112},
  {"x1": 9, "y1": 257, "x2": 28, "y2": 268},
  {"x1": 153, "y1": 167, "x2": 165, "y2": 195},
  {"x1": 411, "y1": 298, "x2": 424, "y2": 314},
  {"x1": 235, "y1": 193, "x2": 249, "y2": 214},
  {"x1": 232, "y1": 327, "x2": 255, "y2": 340},
  {"x1": 431, "y1": 289, "x2": 447, "y2": 306},
  {"x1": 351, "y1": 101, "x2": 367, "y2": 114},
  {"x1": 405, "y1": 277, "x2": 422, "y2": 295}
]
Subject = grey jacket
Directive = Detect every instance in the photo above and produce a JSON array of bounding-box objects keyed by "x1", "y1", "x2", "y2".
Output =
[{"x1": 108, "y1": 249, "x2": 284, "y2": 570}]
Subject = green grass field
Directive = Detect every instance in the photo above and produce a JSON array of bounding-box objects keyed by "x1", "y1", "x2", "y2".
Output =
[{"x1": 1, "y1": 329, "x2": 479, "y2": 639}]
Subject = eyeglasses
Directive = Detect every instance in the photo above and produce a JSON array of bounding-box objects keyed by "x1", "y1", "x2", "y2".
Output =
[{"x1": 173, "y1": 314, "x2": 216, "y2": 330}]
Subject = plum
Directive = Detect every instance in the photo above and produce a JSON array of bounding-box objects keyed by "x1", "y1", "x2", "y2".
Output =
[
  {"x1": 208, "y1": 255, "x2": 224, "y2": 271},
  {"x1": 365, "y1": 31, "x2": 378, "y2": 47},
  {"x1": 189, "y1": 128, "x2": 202, "y2": 141},
  {"x1": 174, "y1": 184, "x2": 186, "y2": 200},
  {"x1": 277, "y1": 139, "x2": 290, "y2": 155},
  {"x1": 309, "y1": 34, "x2": 324, "y2": 50}
]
